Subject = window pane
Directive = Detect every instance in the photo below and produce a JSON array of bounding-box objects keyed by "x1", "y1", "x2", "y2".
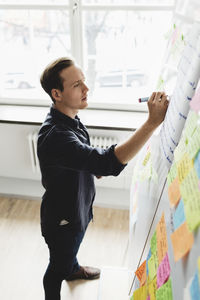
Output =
[
  {"x1": 83, "y1": 0, "x2": 174, "y2": 5},
  {"x1": 83, "y1": 10, "x2": 172, "y2": 105},
  {"x1": 0, "y1": 0, "x2": 68, "y2": 3},
  {"x1": 0, "y1": 10, "x2": 71, "y2": 101}
]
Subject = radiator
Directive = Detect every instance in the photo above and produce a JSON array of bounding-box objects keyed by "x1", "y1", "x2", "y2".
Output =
[
  {"x1": 28, "y1": 132, "x2": 118, "y2": 173},
  {"x1": 28, "y1": 132, "x2": 40, "y2": 173}
]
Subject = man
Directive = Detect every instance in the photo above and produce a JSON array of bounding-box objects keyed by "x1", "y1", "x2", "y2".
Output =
[{"x1": 38, "y1": 57, "x2": 168, "y2": 300}]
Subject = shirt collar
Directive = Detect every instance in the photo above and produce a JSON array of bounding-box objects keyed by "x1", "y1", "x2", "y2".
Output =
[{"x1": 50, "y1": 106, "x2": 80, "y2": 129}]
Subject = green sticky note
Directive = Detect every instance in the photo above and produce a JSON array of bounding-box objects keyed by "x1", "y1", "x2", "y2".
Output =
[
  {"x1": 151, "y1": 231, "x2": 157, "y2": 254},
  {"x1": 174, "y1": 136, "x2": 187, "y2": 163},
  {"x1": 167, "y1": 162, "x2": 177, "y2": 185},
  {"x1": 187, "y1": 127, "x2": 200, "y2": 159},
  {"x1": 180, "y1": 168, "x2": 200, "y2": 231},
  {"x1": 148, "y1": 252, "x2": 158, "y2": 280},
  {"x1": 140, "y1": 162, "x2": 152, "y2": 181},
  {"x1": 184, "y1": 111, "x2": 198, "y2": 139},
  {"x1": 156, "y1": 278, "x2": 173, "y2": 300}
]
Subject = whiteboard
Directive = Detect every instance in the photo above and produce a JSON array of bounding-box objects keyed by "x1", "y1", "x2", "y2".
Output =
[{"x1": 128, "y1": 20, "x2": 200, "y2": 300}]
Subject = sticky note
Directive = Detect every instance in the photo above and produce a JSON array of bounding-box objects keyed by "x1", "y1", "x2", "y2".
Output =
[
  {"x1": 157, "y1": 253, "x2": 171, "y2": 288},
  {"x1": 194, "y1": 151, "x2": 200, "y2": 178},
  {"x1": 156, "y1": 213, "x2": 168, "y2": 264},
  {"x1": 177, "y1": 153, "x2": 193, "y2": 184},
  {"x1": 173, "y1": 199, "x2": 186, "y2": 230},
  {"x1": 190, "y1": 271, "x2": 200, "y2": 300},
  {"x1": 146, "y1": 249, "x2": 151, "y2": 275},
  {"x1": 187, "y1": 126, "x2": 200, "y2": 159},
  {"x1": 140, "y1": 267, "x2": 147, "y2": 287},
  {"x1": 167, "y1": 162, "x2": 177, "y2": 185},
  {"x1": 148, "y1": 252, "x2": 158, "y2": 280},
  {"x1": 190, "y1": 86, "x2": 200, "y2": 112},
  {"x1": 171, "y1": 222, "x2": 194, "y2": 262},
  {"x1": 156, "y1": 278, "x2": 173, "y2": 300},
  {"x1": 143, "y1": 151, "x2": 151, "y2": 166},
  {"x1": 174, "y1": 137, "x2": 186, "y2": 163},
  {"x1": 184, "y1": 111, "x2": 198, "y2": 138},
  {"x1": 133, "y1": 284, "x2": 147, "y2": 300},
  {"x1": 148, "y1": 277, "x2": 157, "y2": 300},
  {"x1": 146, "y1": 296, "x2": 150, "y2": 300},
  {"x1": 135, "y1": 260, "x2": 146, "y2": 283},
  {"x1": 180, "y1": 168, "x2": 200, "y2": 231},
  {"x1": 150, "y1": 231, "x2": 157, "y2": 254},
  {"x1": 140, "y1": 162, "x2": 152, "y2": 181},
  {"x1": 130, "y1": 295, "x2": 134, "y2": 300},
  {"x1": 168, "y1": 177, "x2": 181, "y2": 207},
  {"x1": 198, "y1": 257, "x2": 200, "y2": 285}
]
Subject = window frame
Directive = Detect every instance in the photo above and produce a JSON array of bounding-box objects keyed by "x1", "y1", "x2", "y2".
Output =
[{"x1": 0, "y1": 0, "x2": 175, "y2": 112}]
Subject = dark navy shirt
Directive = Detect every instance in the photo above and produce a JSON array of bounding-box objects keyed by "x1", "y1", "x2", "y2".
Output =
[{"x1": 37, "y1": 106, "x2": 126, "y2": 235}]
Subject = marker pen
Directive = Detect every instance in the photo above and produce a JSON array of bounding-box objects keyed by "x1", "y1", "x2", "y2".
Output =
[
  {"x1": 138, "y1": 97, "x2": 149, "y2": 103},
  {"x1": 138, "y1": 95, "x2": 171, "y2": 103}
]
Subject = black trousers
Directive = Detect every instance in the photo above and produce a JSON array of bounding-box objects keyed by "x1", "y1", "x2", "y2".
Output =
[{"x1": 43, "y1": 226, "x2": 85, "y2": 300}]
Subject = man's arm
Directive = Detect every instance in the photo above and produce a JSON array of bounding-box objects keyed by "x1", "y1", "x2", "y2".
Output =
[{"x1": 114, "y1": 92, "x2": 169, "y2": 164}]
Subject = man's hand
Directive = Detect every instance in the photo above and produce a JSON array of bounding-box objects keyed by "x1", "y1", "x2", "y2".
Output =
[
  {"x1": 147, "y1": 91, "x2": 169, "y2": 128},
  {"x1": 114, "y1": 91, "x2": 169, "y2": 165}
]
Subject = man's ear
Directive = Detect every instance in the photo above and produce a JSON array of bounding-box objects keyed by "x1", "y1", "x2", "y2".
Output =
[{"x1": 51, "y1": 89, "x2": 62, "y2": 102}]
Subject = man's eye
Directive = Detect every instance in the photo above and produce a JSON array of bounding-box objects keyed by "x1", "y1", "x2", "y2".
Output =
[{"x1": 74, "y1": 82, "x2": 80, "y2": 87}]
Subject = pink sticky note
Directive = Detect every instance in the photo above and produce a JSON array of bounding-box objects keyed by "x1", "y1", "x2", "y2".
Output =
[
  {"x1": 190, "y1": 87, "x2": 200, "y2": 112},
  {"x1": 146, "y1": 296, "x2": 150, "y2": 300},
  {"x1": 157, "y1": 252, "x2": 171, "y2": 288}
]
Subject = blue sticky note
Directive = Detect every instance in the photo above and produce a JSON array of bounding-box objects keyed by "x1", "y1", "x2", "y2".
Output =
[
  {"x1": 194, "y1": 151, "x2": 200, "y2": 179},
  {"x1": 190, "y1": 271, "x2": 200, "y2": 300},
  {"x1": 173, "y1": 199, "x2": 186, "y2": 230},
  {"x1": 146, "y1": 248, "x2": 151, "y2": 275}
]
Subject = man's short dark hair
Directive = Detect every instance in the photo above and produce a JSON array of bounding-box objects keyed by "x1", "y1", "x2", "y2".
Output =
[{"x1": 40, "y1": 57, "x2": 74, "y2": 103}]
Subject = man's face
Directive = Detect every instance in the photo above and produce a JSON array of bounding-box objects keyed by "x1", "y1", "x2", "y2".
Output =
[{"x1": 54, "y1": 65, "x2": 89, "y2": 111}]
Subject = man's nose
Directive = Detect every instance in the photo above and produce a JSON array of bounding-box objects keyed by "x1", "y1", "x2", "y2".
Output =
[{"x1": 82, "y1": 82, "x2": 89, "y2": 92}]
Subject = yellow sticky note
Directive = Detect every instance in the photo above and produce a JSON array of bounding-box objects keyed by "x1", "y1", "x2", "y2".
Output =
[
  {"x1": 148, "y1": 277, "x2": 157, "y2": 300},
  {"x1": 171, "y1": 222, "x2": 194, "y2": 262},
  {"x1": 156, "y1": 213, "x2": 168, "y2": 264},
  {"x1": 168, "y1": 177, "x2": 181, "y2": 207},
  {"x1": 148, "y1": 252, "x2": 158, "y2": 280},
  {"x1": 180, "y1": 168, "x2": 200, "y2": 231},
  {"x1": 177, "y1": 152, "x2": 193, "y2": 184},
  {"x1": 133, "y1": 284, "x2": 147, "y2": 300}
]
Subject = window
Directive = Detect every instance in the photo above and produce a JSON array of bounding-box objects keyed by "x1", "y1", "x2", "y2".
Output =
[{"x1": 0, "y1": 0, "x2": 174, "y2": 110}]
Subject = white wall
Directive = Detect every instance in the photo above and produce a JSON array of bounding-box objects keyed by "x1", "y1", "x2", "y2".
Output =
[{"x1": 0, "y1": 123, "x2": 135, "y2": 209}]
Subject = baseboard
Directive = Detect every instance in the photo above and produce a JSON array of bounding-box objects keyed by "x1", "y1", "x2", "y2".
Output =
[{"x1": 0, "y1": 177, "x2": 130, "y2": 210}]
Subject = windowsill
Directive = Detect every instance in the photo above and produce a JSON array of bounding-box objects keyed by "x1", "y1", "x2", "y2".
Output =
[{"x1": 0, "y1": 104, "x2": 148, "y2": 131}]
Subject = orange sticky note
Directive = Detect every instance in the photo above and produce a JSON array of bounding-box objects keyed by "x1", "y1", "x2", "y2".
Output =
[
  {"x1": 171, "y1": 222, "x2": 194, "y2": 262},
  {"x1": 135, "y1": 260, "x2": 146, "y2": 283},
  {"x1": 168, "y1": 177, "x2": 181, "y2": 207},
  {"x1": 140, "y1": 263, "x2": 147, "y2": 286},
  {"x1": 156, "y1": 213, "x2": 168, "y2": 264}
]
